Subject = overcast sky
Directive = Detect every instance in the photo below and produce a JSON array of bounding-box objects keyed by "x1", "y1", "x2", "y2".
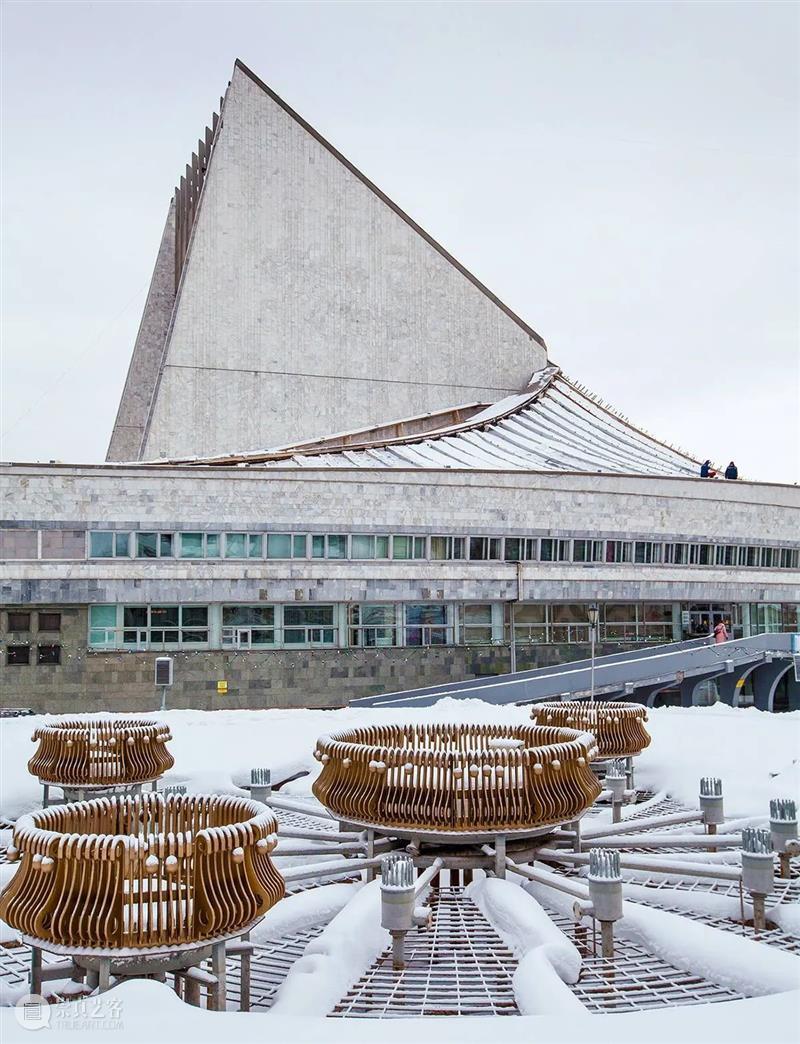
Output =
[{"x1": 1, "y1": 1, "x2": 797, "y2": 481}]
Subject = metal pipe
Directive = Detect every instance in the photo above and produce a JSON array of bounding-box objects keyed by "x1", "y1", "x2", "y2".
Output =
[
  {"x1": 536, "y1": 847, "x2": 742, "y2": 882},
  {"x1": 505, "y1": 858, "x2": 589, "y2": 899},
  {"x1": 267, "y1": 796, "x2": 334, "y2": 820},
  {"x1": 272, "y1": 842, "x2": 366, "y2": 857},
  {"x1": 414, "y1": 857, "x2": 444, "y2": 897},
  {"x1": 277, "y1": 826, "x2": 364, "y2": 842},
  {"x1": 281, "y1": 856, "x2": 382, "y2": 883},
  {"x1": 581, "y1": 810, "x2": 701, "y2": 840},
  {"x1": 585, "y1": 833, "x2": 742, "y2": 849}
]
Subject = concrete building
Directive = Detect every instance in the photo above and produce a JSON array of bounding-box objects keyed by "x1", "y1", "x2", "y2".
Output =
[{"x1": 2, "y1": 60, "x2": 798, "y2": 713}]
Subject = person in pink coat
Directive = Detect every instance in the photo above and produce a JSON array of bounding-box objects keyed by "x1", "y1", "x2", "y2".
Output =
[{"x1": 714, "y1": 619, "x2": 729, "y2": 643}]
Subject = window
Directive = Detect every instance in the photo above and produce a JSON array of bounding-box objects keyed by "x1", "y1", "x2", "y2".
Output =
[
  {"x1": 7, "y1": 612, "x2": 31, "y2": 631},
  {"x1": 37, "y1": 612, "x2": 61, "y2": 632},
  {"x1": 540, "y1": 538, "x2": 569, "y2": 562},
  {"x1": 664, "y1": 543, "x2": 688, "y2": 565},
  {"x1": 760, "y1": 547, "x2": 776, "y2": 568},
  {"x1": 266, "y1": 534, "x2": 306, "y2": 559},
  {"x1": 460, "y1": 604, "x2": 493, "y2": 644},
  {"x1": 605, "y1": 541, "x2": 632, "y2": 563},
  {"x1": 180, "y1": 533, "x2": 203, "y2": 558},
  {"x1": 90, "y1": 532, "x2": 114, "y2": 558},
  {"x1": 349, "y1": 604, "x2": 396, "y2": 647},
  {"x1": 224, "y1": 533, "x2": 247, "y2": 559},
  {"x1": 37, "y1": 644, "x2": 60, "y2": 665},
  {"x1": 91, "y1": 531, "x2": 132, "y2": 557},
  {"x1": 136, "y1": 533, "x2": 158, "y2": 558},
  {"x1": 283, "y1": 605, "x2": 336, "y2": 645},
  {"x1": 514, "y1": 604, "x2": 547, "y2": 644},
  {"x1": 715, "y1": 545, "x2": 736, "y2": 566},
  {"x1": 430, "y1": 537, "x2": 465, "y2": 560},
  {"x1": 468, "y1": 537, "x2": 501, "y2": 561},
  {"x1": 573, "y1": 540, "x2": 603, "y2": 563},
  {"x1": 121, "y1": 605, "x2": 208, "y2": 647},
  {"x1": 551, "y1": 603, "x2": 590, "y2": 643},
  {"x1": 642, "y1": 603, "x2": 673, "y2": 641},
  {"x1": 404, "y1": 604, "x2": 449, "y2": 645},
  {"x1": 206, "y1": 533, "x2": 221, "y2": 557},
  {"x1": 634, "y1": 541, "x2": 662, "y2": 564},
  {"x1": 738, "y1": 546, "x2": 758, "y2": 568},
  {"x1": 780, "y1": 548, "x2": 799, "y2": 569},
  {"x1": 248, "y1": 534, "x2": 263, "y2": 558},
  {"x1": 689, "y1": 544, "x2": 712, "y2": 566},
  {"x1": 351, "y1": 535, "x2": 390, "y2": 559},
  {"x1": 89, "y1": 605, "x2": 116, "y2": 647},
  {"x1": 310, "y1": 535, "x2": 347, "y2": 559},
  {"x1": 392, "y1": 536, "x2": 426, "y2": 560},
  {"x1": 504, "y1": 538, "x2": 537, "y2": 562},
  {"x1": 222, "y1": 606, "x2": 275, "y2": 646},
  {"x1": 602, "y1": 603, "x2": 637, "y2": 641},
  {"x1": 7, "y1": 645, "x2": 30, "y2": 665}
]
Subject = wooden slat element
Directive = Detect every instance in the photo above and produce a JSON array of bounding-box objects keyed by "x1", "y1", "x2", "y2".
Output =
[
  {"x1": 28, "y1": 718, "x2": 174, "y2": 787},
  {"x1": 0, "y1": 793, "x2": 284, "y2": 950},
  {"x1": 312, "y1": 723, "x2": 601, "y2": 834},
  {"x1": 530, "y1": 703, "x2": 651, "y2": 759}
]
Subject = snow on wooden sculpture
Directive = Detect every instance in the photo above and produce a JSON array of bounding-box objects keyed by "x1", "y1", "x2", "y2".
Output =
[
  {"x1": 312, "y1": 723, "x2": 601, "y2": 835},
  {"x1": 530, "y1": 702, "x2": 651, "y2": 759},
  {"x1": 28, "y1": 718, "x2": 174, "y2": 787},
  {"x1": 0, "y1": 792, "x2": 284, "y2": 949}
]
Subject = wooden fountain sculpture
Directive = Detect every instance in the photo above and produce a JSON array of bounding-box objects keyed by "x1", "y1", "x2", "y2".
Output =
[
  {"x1": 28, "y1": 718, "x2": 175, "y2": 804},
  {"x1": 0, "y1": 792, "x2": 284, "y2": 1008},
  {"x1": 529, "y1": 702, "x2": 651, "y2": 759},
  {"x1": 312, "y1": 722, "x2": 601, "y2": 837}
]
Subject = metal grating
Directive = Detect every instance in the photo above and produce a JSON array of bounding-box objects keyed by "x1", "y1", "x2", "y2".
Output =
[
  {"x1": 548, "y1": 913, "x2": 744, "y2": 1012},
  {"x1": 331, "y1": 887, "x2": 518, "y2": 1018},
  {"x1": 215, "y1": 927, "x2": 324, "y2": 1010}
]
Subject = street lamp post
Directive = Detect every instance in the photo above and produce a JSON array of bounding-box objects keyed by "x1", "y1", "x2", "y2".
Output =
[{"x1": 587, "y1": 604, "x2": 599, "y2": 702}]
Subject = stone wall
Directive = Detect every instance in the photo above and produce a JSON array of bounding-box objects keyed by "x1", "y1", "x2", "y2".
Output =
[{"x1": 0, "y1": 603, "x2": 631, "y2": 714}]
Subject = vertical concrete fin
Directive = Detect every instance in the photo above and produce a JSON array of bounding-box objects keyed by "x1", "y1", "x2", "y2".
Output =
[{"x1": 105, "y1": 201, "x2": 176, "y2": 461}]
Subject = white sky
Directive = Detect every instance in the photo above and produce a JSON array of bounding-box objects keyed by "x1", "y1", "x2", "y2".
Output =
[{"x1": 1, "y1": 1, "x2": 798, "y2": 482}]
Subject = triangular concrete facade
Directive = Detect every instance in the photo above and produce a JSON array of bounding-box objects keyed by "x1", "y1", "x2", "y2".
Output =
[{"x1": 108, "y1": 60, "x2": 548, "y2": 461}]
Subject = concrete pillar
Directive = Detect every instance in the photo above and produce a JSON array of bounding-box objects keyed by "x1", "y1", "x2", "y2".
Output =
[{"x1": 751, "y1": 661, "x2": 792, "y2": 712}]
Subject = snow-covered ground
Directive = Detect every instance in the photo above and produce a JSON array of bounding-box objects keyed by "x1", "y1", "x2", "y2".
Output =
[
  {"x1": 1, "y1": 701, "x2": 798, "y2": 1042},
  {"x1": 2, "y1": 700, "x2": 798, "y2": 822}
]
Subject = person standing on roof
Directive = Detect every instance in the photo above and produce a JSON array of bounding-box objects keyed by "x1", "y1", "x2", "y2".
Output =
[
  {"x1": 714, "y1": 619, "x2": 729, "y2": 644},
  {"x1": 700, "y1": 459, "x2": 714, "y2": 478},
  {"x1": 724, "y1": 461, "x2": 738, "y2": 479}
]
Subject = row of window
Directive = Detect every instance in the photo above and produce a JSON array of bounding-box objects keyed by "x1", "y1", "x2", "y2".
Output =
[
  {"x1": 84, "y1": 601, "x2": 800, "y2": 652},
  {"x1": 86, "y1": 530, "x2": 800, "y2": 570},
  {"x1": 7, "y1": 644, "x2": 60, "y2": 665},
  {"x1": 4, "y1": 611, "x2": 61, "y2": 633}
]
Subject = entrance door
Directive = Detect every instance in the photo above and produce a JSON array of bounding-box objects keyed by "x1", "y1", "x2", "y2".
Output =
[{"x1": 684, "y1": 604, "x2": 732, "y2": 638}]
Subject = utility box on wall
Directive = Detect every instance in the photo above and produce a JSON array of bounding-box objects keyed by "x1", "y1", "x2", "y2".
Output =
[{"x1": 155, "y1": 657, "x2": 174, "y2": 687}]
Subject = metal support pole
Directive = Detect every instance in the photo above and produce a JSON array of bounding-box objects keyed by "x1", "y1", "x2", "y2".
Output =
[
  {"x1": 160, "y1": 684, "x2": 167, "y2": 713},
  {"x1": 30, "y1": 946, "x2": 42, "y2": 996},
  {"x1": 390, "y1": 930, "x2": 406, "y2": 971},
  {"x1": 752, "y1": 894, "x2": 766, "y2": 933},
  {"x1": 573, "y1": 818, "x2": 582, "y2": 853},
  {"x1": 240, "y1": 932, "x2": 251, "y2": 1013},
  {"x1": 86, "y1": 969, "x2": 99, "y2": 991},
  {"x1": 366, "y1": 828, "x2": 376, "y2": 882},
  {"x1": 97, "y1": 958, "x2": 111, "y2": 993},
  {"x1": 211, "y1": 940, "x2": 226, "y2": 1012},
  {"x1": 590, "y1": 627, "x2": 596, "y2": 702},
  {"x1": 183, "y1": 975, "x2": 201, "y2": 1007},
  {"x1": 509, "y1": 601, "x2": 517, "y2": 675},
  {"x1": 600, "y1": 920, "x2": 614, "y2": 959},
  {"x1": 625, "y1": 756, "x2": 634, "y2": 791},
  {"x1": 779, "y1": 852, "x2": 791, "y2": 879},
  {"x1": 42, "y1": 785, "x2": 49, "y2": 810},
  {"x1": 495, "y1": 835, "x2": 507, "y2": 878}
]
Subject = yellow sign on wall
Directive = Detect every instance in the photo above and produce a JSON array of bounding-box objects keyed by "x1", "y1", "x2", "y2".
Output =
[{"x1": 217, "y1": 680, "x2": 228, "y2": 696}]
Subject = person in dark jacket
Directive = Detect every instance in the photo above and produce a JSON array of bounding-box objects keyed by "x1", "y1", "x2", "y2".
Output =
[
  {"x1": 724, "y1": 461, "x2": 739, "y2": 480},
  {"x1": 700, "y1": 460, "x2": 711, "y2": 478}
]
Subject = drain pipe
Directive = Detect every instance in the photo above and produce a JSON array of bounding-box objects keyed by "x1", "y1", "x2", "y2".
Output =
[
  {"x1": 606, "y1": 761, "x2": 627, "y2": 824},
  {"x1": 587, "y1": 850, "x2": 623, "y2": 958}
]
